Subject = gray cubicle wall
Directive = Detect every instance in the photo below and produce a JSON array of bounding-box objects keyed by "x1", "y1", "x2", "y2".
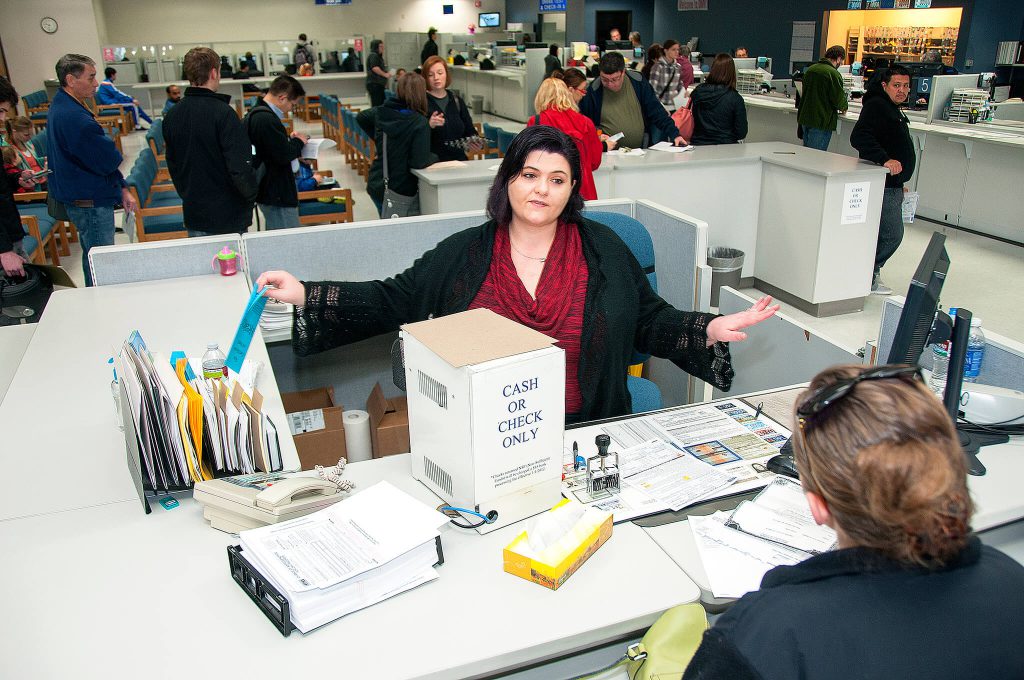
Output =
[
  {"x1": 713, "y1": 287, "x2": 860, "y2": 399},
  {"x1": 89, "y1": 235, "x2": 243, "y2": 287},
  {"x1": 242, "y1": 212, "x2": 488, "y2": 408},
  {"x1": 875, "y1": 296, "x2": 1024, "y2": 390}
]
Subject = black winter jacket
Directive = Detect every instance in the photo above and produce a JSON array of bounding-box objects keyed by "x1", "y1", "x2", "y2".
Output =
[
  {"x1": 689, "y1": 84, "x2": 747, "y2": 145},
  {"x1": 245, "y1": 100, "x2": 305, "y2": 207},
  {"x1": 292, "y1": 218, "x2": 734, "y2": 421},
  {"x1": 0, "y1": 167, "x2": 23, "y2": 254},
  {"x1": 420, "y1": 39, "x2": 439, "y2": 65},
  {"x1": 683, "y1": 537, "x2": 1024, "y2": 680},
  {"x1": 427, "y1": 90, "x2": 475, "y2": 162},
  {"x1": 356, "y1": 99, "x2": 437, "y2": 204},
  {"x1": 850, "y1": 82, "x2": 916, "y2": 188},
  {"x1": 579, "y1": 70, "x2": 681, "y2": 148},
  {"x1": 163, "y1": 87, "x2": 258, "y2": 233}
]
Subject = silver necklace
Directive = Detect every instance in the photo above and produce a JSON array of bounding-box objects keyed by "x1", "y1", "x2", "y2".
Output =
[{"x1": 510, "y1": 240, "x2": 549, "y2": 263}]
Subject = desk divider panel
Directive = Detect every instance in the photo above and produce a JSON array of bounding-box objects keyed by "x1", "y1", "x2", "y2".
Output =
[
  {"x1": 89, "y1": 234, "x2": 242, "y2": 287},
  {"x1": 713, "y1": 287, "x2": 860, "y2": 400},
  {"x1": 875, "y1": 297, "x2": 1024, "y2": 390},
  {"x1": 582, "y1": 199, "x2": 635, "y2": 217}
]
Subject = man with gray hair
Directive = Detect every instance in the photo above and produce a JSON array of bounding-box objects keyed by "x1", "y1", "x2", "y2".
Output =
[{"x1": 46, "y1": 53, "x2": 136, "y2": 286}]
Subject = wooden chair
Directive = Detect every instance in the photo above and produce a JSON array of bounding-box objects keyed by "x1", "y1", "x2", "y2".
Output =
[
  {"x1": 21, "y1": 90, "x2": 49, "y2": 131},
  {"x1": 18, "y1": 213, "x2": 60, "y2": 266},
  {"x1": 84, "y1": 98, "x2": 132, "y2": 135},
  {"x1": 298, "y1": 174, "x2": 354, "y2": 226},
  {"x1": 15, "y1": 193, "x2": 72, "y2": 257},
  {"x1": 299, "y1": 95, "x2": 322, "y2": 123}
]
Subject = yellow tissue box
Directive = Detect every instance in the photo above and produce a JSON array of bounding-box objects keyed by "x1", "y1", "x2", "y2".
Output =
[{"x1": 502, "y1": 499, "x2": 613, "y2": 590}]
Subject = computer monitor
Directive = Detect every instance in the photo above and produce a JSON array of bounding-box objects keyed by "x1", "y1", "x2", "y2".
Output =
[
  {"x1": 525, "y1": 43, "x2": 548, "y2": 50},
  {"x1": 478, "y1": 12, "x2": 501, "y2": 28},
  {"x1": 634, "y1": 47, "x2": 644, "y2": 59},
  {"x1": 605, "y1": 40, "x2": 632, "y2": 51},
  {"x1": 495, "y1": 40, "x2": 516, "y2": 47},
  {"x1": 886, "y1": 231, "x2": 1007, "y2": 475}
]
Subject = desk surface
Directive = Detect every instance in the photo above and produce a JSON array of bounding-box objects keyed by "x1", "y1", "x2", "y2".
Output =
[
  {"x1": 412, "y1": 143, "x2": 884, "y2": 186},
  {"x1": 0, "y1": 323, "x2": 35, "y2": 406},
  {"x1": 0, "y1": 454, "x2": 699, "y2": 680},
  {"x1": 0, "y1": 275, "x2": 299, "y2": 522}
]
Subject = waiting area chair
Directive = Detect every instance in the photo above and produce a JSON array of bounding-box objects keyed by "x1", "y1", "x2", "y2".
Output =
[
  {"x1": 496, "y1": 128, "x2": 516, "y2": 156},
  {"x1": 586, "y1": 210, "x2": 663, "y2": 414},
  {"x1": 126, "y1": 146, "x2": 186, "y2": 242},
  {"x1": 21, "y1": 90, "x2": 49, "y2": 131}
]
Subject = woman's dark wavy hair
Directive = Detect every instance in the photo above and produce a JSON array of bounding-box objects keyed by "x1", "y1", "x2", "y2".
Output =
[{"x1": 485, "y1": 125, "x2": 585, "y2": 227}]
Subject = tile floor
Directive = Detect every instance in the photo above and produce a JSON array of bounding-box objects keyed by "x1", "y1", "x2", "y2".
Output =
[{"x1": 58, "y1": 113, "x2": 1022, "y2": 353}]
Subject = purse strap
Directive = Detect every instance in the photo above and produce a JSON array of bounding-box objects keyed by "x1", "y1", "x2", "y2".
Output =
[{"x1": 382, "y1": 131, "x2": 390, "y2": 192}]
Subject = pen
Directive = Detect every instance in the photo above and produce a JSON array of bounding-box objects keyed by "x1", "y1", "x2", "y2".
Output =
[
  {"x1": 573, "y1": 441, "x2": 585, "y2": 471},
  {"x1": 754, "y1": 402, "x2": 763, "y2": 420}
]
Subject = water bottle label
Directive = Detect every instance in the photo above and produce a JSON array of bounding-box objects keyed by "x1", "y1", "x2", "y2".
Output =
[
  {"x1": 203, "y1": 366, "x2": 226, "y2": 380},
  {"x1": 964, "y1": 347, "x2": 983, "y2": 378}
]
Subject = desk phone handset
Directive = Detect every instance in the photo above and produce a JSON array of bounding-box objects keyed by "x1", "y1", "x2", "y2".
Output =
[{"x1": 255, "y1": 477, "x2": 341, "y2": 510}]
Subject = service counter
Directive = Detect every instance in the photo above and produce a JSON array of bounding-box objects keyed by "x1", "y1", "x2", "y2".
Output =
[
  {"x1": 742, "y1": 94, "x2": 1024, "y2": 244},
  {"x1": 414, "y1": 143, "x2": 888, "y2": 316},
  {"x1": 447, "y1": 65, "x2": 531, "y2": 122}
]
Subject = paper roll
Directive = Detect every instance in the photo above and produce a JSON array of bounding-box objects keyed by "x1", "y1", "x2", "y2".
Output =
[{"x1": 343, "y1": 409, "x2": 372, "y2": 462}]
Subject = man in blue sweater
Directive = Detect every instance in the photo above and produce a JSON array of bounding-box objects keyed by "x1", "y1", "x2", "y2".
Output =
[
  {"x1": 47, "y1": 54, "x2": 136, "y2": 286},
  {"x1": 579, "y1": 52, "x2": 684, "y2": 149}
]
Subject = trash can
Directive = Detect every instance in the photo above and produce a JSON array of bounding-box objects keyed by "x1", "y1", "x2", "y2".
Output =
[
  {"x1": 707, "y1": 247, "x2": 744, "y2": 307},
  {"x1": 471, "y1": 95, "x2": 484, "y2": 116}
]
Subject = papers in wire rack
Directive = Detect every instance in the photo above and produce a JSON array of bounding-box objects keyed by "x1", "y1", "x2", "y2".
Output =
[{"x1": 238, "y1": 481, "x2": 447, "y2": 633}]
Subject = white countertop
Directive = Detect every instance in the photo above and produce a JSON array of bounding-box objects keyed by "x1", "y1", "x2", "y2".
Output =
[{"x1": 449, "y1": 65, "x2": 526, "y2": 82}]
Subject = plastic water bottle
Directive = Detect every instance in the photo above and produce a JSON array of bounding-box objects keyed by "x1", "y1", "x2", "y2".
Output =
[
  {"x1": 202, "y1": 343, "x2": 227, "y2": 380},
  {"x1": 929, "y1": 341, "x2": 949, "y2": 397},
  {"x1": 963, "y1": 318, "x2": 986, "y2": 383}
]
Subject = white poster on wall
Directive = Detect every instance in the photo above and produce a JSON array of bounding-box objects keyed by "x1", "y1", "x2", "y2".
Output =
[
  {"x1": 841, "y1": 181, "x2": 871, "y2": 225},
  {"x1": 790, "y1": 21, "x2": 816, "y2": 72}
]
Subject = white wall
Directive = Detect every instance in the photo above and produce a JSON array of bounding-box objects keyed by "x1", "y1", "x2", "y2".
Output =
[
  {"x1": 0, "y1": 0, "x2": 103, "y2": 94},
  {"x1": 97, "y1": 0, "x2": 505, "y2": 45}
]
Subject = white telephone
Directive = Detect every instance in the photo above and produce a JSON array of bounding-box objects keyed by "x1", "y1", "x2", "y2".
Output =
[{"x1": 255, "y1": 477, "x2": 340, "y2": 510}]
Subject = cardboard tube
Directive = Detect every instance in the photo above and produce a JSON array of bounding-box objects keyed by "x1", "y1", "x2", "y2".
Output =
[{"x1": 343, "y1": 409, "x2": 372, "y2": 462}]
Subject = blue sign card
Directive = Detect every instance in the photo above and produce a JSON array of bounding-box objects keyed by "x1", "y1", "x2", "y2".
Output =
[
  {"x1": 315, "y1": 0, "x2": 352, "y2": 5},
  {"x1": 226, "y1": 285, "x2": 269, "y2": 374},
  {"x1": 847, "y1": 0, "x2": 863, "y2": 8},
  {"x1": 914, "y1": 0, "x2": 931, "y2": 6},
  {"x1": 540, "y1": 0, "x2": 567, "y2": 11}
]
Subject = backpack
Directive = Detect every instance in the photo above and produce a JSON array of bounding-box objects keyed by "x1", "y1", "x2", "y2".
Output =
[
  {"x1": 294, "y1": 43, "x2": 314, "y2": 66},
  {"x1": 243, "y1": 106, "x2": 276, "y2": 188}
]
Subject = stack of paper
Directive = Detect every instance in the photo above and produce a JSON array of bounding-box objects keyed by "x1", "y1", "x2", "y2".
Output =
[
  {"x1": 689, "y1": 476, "x2": 837, "y2": 598},
  {"x1": 259, "y1": 301, "x2": 294, "y2": 334},
  {"x1": 238, "y1": 481, "x2": 446, "y2": 633}
]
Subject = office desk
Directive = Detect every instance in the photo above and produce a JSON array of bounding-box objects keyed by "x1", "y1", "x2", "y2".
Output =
[
  {"x1": 0, "y1": 454, "x2": 700, "y2": 680},
  {"x1": 0, "y1": 323, "x2": 34, "y2": 405},
  {"x1": 414, "y1": 143, "x2": 888, "y2": 316},
  {"x1": 0, "y1": 275, "x2": 299, "y2": 521}
]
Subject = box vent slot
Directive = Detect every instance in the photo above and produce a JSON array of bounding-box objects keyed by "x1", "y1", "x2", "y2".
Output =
[
  {"x1": 417, "y1": 370, "x2": 449, "y2": 409},
  {"x1": 424, "y1": 456, "x2": 453, "y2": 498}
]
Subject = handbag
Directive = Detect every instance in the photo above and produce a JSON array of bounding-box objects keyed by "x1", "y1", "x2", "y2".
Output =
[
  {"x1": 671, "y1": 99, "x2": 695, "y2": 143},
  {"x1": 381, "y1": 132, "x2": 420, "y2": 219}
]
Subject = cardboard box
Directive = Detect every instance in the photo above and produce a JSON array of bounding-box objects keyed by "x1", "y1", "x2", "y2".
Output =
[
  {"x1": 281, "y1": 387, "x2": 347, "y2": 470},
  {"x1": 367, "y1": 383, "x2": 410, "y2": 458},
  {"x1": 401, "y1": 308, "x2": 565, "y2": 534},
  {"x1": 503, "y1": 499, "x2": 613, "y2": 590}
]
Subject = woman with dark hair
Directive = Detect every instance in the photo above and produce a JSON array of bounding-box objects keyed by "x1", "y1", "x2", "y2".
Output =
[
  {"x1": 422, "y1": 55, "x2": 479, "y2": 162},
  {"x1": 256, "y1": 126, "x2": 776, "y2": 422},
  {"x1": 544, "y1": 44, "x2": 562, "y2": 78},
  {"x1": 356, "y1": 73, "x2": 437, "y2": 217},
  {"x1": 650, "y1": 40, "x2": 684, "y2": 112},
  {"x1": 688, "y1": 53, "x2": 747, "y2": 145},
  {"x1": 640, "y1": 43, "x2": 663, "y2": 82},
  {"x1": 683, "y1": 363, "x2": 1024, "y2": 679}
]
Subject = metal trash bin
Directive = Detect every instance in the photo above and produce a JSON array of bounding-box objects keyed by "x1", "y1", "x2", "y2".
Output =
[
  {"x1": 707, "y1": 247, "x2": 744, "y2": 307},
  {"x1": 470, "y1": 95, "x2": 484, "y2": 116}
]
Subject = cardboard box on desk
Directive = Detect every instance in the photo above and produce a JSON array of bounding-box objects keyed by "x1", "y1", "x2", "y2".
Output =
[
  {"x1": 281, "y1": 387, "x2": 347, "y2": 469},
  {"x1": 367, "y1": 383, "x2": 410, "y2": 458},
  {"x1": 503, "y1": 499, "x2": 614, "y2": 590},
  {"x1": 400, "y1": 308, "x2": 565, "y2": 534}
]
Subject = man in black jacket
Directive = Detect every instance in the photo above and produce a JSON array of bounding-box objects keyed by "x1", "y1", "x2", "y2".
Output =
[
  {"x1": 420, "y1": 28, "x2": 439, "y2": 65},
  {"x1": 579, "y1": 52, "x2": 683, "y2": 149},
  {"x1": 246, "y1": 76, "x2": 309, "y2": 230},
  {"x1": 850, "y1": 65, "x2": 914, "y2": 295},
  {"x1": 163, "y1": 47, "x2": 258, "y2": 237}
]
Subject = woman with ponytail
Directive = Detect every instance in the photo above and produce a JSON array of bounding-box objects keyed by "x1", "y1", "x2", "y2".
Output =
[{"x1": 683, "y1": 364, "x2": 1024, "y2": 680}]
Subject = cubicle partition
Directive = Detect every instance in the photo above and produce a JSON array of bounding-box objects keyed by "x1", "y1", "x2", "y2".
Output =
[{"x1": 89, "y1": 234, "x2": 243, "y2": 287}]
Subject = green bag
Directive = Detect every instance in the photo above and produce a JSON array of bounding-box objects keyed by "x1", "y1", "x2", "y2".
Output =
[{"x1": 626, "y1": 603, "x2": 708, "y2": 680}]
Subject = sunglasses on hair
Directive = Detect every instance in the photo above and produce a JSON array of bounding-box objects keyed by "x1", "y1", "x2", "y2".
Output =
[{"x1": 796, "y1": 365, "x2": 922, "y2": 428}]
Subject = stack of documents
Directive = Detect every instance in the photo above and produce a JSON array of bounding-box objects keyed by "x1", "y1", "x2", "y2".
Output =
[
  {"x1": 689, "y1": 476, "x2": 837, "y2": 598},
  {"x1": 259, "y1": 301, "x2": 293, "y2": 334},
  {"x1": 117, "y1": 330, "x2": 282, "y2": 492},
  {"x1": 237, "y1": 481, "x2": 446, "y2": 633}
]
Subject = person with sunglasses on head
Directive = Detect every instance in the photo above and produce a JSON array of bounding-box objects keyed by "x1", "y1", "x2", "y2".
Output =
[
  {"x1": 683, "y1": 363, "x2": 1024, "y2": 680},
  {"x1": 526, "y1": 78, "x2": 604, "y2": 200}
]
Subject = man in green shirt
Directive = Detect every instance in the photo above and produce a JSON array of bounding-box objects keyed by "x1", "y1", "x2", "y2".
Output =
[{"x1": 798, "y1": 45, "x2": 848, "y2": 151}]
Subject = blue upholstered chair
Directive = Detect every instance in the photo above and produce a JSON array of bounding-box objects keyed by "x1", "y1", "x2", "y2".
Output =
[
  {"x1": 496, "y1": 128, "x2": 516, "y2": 156},
  {"x1": 585, "y1": 210, "x2": 663, "y2": 414},
  {"x1": 481, "y1": 123, "x2": 502, "y2": 158}
]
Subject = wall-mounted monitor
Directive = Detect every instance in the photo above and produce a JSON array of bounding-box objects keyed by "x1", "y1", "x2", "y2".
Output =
[{"x1": 479, "y1": 12, "x2": 501, "y2": 28}]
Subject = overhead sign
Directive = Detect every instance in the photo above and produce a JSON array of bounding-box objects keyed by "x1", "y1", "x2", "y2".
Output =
[
  {"x1": 678, "y1": 0, "x2": 709, "y2": 9},
  {"x1": 315, "y1": 0, "x2": 351, "y2": 5},
  {"x1": 540, "y1": 0, "x2": 567, "y2": 11}
]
